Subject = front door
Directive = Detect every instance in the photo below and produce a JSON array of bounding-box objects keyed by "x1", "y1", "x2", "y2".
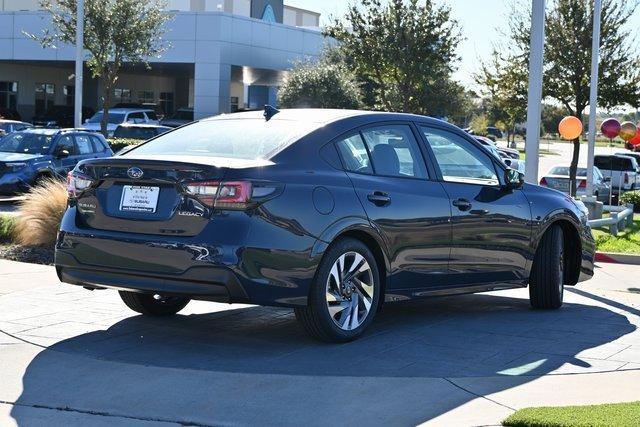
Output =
[
  {"x1": 335, "y1": 123, "x2": 452, "y2": 291},
  {"x1": 50, "y1": 134, "x2": 78, "y2": 177},
  {"x1": 419, "y1": 125, "x2": 531, "y2": 286}
]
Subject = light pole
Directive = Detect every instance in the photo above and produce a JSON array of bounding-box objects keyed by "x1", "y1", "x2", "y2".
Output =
[
  {"x1": 586, "y1": 0, "x2": 602, "y2": 196},
  {"x1": 74, "y1": 0, "x2": 84, "y2": 128},
  {"x1": 524, "y1": 0, "x2": 546, "y2": 183}
]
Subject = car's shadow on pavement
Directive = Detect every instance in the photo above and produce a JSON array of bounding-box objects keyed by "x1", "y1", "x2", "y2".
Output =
[{"x1": 10, "y1": 291, "x2": 639, "y2": 425}]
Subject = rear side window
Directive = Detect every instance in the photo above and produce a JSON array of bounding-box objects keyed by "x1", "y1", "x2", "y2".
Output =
[
  {"x1": 360, "y1": 125, "x2": 427, "y2": 178},
  {"x1": 595, "y1": 156, "x2": 635, "y2": 171},
  {"x1": 75, "y1": 134, "x2": 94, "y2": 154},
  {"x1": 146, "y1": 111, "x2": 158, "y2": 121},
  {"x1": 91, "y1": 135, "x2": 107, "y2": 151},
  {"x1": 335, "y1": 134, "x2": 372, "y2": 174},
  {"x1": 126, "y1": 119, "x2": 316, "y2": 160}
]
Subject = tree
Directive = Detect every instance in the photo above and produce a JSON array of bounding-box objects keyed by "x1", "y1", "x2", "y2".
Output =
[
  {"x1": 481, "y1": 0, "x2": 640, "y2": 196},
  {"x1": 476, "y1": 50, "x2": 528, "y2": 146},
  {"x1": 29, "y1": 0, "x2": 172, "y2": 136},
  {"x1": 278, "y1": 51, "x2": 362, "y2": 110},
  {"x1": 324, "y1": 0, "x2": 463, "y2": 117},
  {"x1": 469, "y1": 114, "x2": 490, "y2": 137}
]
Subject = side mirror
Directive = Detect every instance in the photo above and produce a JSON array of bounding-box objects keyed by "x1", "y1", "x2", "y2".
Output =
[
  {"x1": 83, "y1": 119, "x2": 89, "y2": 124},
  {"x1": 56, "y1": 148, "x2": 70, "y2": 158},
  {"x1": 604, "y1": 176, "x2": 612, "y2": 183},
  {"x1": 505, "y1": 168, "x2": 524, "y2": 190}
]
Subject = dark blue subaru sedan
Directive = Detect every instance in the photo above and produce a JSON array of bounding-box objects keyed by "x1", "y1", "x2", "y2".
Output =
[
  {"x1": 0, "y1": 128, "x2": 113, "y2": 194},
  {"x1": 55, "y1": 109, "x2": 595, "y2": 342}
]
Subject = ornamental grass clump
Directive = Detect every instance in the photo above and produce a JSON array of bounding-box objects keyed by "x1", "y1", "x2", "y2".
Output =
[{"x1": 14, "y1": 179, "x2": 68, "y2": 247}]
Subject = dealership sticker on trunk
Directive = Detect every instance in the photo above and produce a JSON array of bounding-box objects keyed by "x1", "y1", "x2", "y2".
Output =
[{"x1": 120, "y1": 186, "x2": 160, "y2": 213}]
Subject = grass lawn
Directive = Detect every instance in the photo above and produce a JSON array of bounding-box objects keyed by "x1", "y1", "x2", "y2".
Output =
[
  {"x1": 592, "y1": 217, "x2": 640, "y2": 254},
  {"x1": 503, "y1": 401, "x2": 640, "y2": 427}
]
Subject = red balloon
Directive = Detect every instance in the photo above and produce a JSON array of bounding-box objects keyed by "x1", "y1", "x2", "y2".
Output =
[
  {"x1": 630, "y1": 126, "x2": 640, "y2": 146},
  {"x1": 601, "y1": 118, "x2": 621, "y2": 139}
]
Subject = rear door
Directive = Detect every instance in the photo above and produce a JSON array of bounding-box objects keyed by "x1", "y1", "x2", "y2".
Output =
[
  {"x1": 418, "y1": 125, "x2": 531, "y2": 285},
  {"x1": 335, "y1": 123, "x2": 452, "y2": 291}
]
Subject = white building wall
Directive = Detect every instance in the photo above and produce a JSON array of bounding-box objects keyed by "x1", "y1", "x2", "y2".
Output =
[{"x1": 0, "y1": 10, "x2": 324, "y2": 118}]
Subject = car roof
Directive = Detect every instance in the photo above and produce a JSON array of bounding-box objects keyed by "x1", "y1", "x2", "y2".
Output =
[
  {"x1": 204, "y1": 108, "x2": 448, "y2": 127},
  {"x1": 116, "y1": 123, "x2": 171, "y2": 129},
  {"x1": 0, "y1": 119, "x2": 27, "y2": 124},
  {"x1": 98, "y1": 108, "x2": 154, "y2": 114},
  {"x1": 20, "y1": 128, "x2": 100, "y2": 136}
]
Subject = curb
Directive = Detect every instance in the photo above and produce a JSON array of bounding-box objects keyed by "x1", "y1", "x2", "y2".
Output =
[{"x1": 595, "y1": 252, "x2": 640, "y2": 265}]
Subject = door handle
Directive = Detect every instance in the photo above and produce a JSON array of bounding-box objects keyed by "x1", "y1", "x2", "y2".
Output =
[
  {"x1": 367, "y1": 191, "x2": 391, "y2": 206},
  {"x1": 470, "y1": 209, "x2": 490, "y2": 215},
  {"x1": 452, "y1": 198, "x2": 472, "y2": 211}
]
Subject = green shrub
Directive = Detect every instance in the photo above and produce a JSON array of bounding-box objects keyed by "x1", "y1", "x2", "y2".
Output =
[
  {"x1": 0, "y1": 215, "x2": 16, "y2": 244},
  {"x1": 620, "y1": 191, "x2": 640, "y2": 212},
  {"x1": 107, "y1": 138, "x2": 141, "y2": 153}
]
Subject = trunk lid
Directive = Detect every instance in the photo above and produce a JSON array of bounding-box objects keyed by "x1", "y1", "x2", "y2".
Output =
[{"x1": 73, "y1": 156, "x2": 241, "y2": 236}]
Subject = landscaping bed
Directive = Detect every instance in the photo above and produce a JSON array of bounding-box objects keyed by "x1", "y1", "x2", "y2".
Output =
[
  {"x1": 592, "y1": 217, "x2": 640, "y2": 255},
  {"x1": 503, "y1": 401, "x2": 640, "y2": 427}
]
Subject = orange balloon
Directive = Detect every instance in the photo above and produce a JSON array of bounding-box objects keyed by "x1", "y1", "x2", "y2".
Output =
[
  {"x1": 558, "y1": 116, "x2": 583, "y2": 140},
  {"x1": 620, "y1": 121, "x2": 638, "y2": 142}
]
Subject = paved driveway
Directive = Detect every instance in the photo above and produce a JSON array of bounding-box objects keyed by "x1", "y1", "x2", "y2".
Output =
[{"x1": 1, "y1": 260, "x2": 640, "y2": 426}]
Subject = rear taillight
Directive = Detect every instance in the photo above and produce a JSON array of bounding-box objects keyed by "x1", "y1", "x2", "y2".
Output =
[
  {"x1": 67, "y1": 171, "x2": 94, "y2": 197},
  {"x1": 185, "y1": 180, "x2": 255, "y2": 210},
  {"x1": 539, "y1": 177, "x2": 547, "y2": 186},
  {"x1": 579, "y1": 180, "x2": 587, "y2": 188}
]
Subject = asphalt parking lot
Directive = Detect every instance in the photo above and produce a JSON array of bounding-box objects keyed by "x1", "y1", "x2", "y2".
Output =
[{"x1": 1, "y1": 260, "x2": 640, "y2": 426}]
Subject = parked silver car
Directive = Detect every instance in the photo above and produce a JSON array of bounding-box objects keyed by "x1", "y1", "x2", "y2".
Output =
[{"x1": 539, "y1": 165, "x2": 610, "y2": 202}]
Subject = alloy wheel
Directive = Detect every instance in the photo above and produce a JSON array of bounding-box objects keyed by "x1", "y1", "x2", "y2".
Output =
[{"x1": 325, "y1": 251, "x2": 375, "y2": 331}]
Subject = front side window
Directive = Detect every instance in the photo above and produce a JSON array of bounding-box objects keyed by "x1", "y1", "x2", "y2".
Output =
[
  {"x1": 360, "y1": 125, "x2": 427, "y2": 178},
  {"x1": 56, "y1": 135, "x2": 76, "y2": 155},
  {"x1": 421, "y1": 127, "x2": 499, "y2": 185},
  {"x1": 335, "y1": 134, "x2": 372, "y2": 174}
]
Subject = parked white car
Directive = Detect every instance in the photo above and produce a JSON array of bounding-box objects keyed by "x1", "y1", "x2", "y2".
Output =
[{"x1": 83, "y1": 108, "x2": 160, "y2": 137}]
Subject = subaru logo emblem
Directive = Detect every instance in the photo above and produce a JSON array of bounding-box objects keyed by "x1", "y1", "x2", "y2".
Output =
[{"x1": 127, "y1": 167, "x2": 144, "y2": 179}]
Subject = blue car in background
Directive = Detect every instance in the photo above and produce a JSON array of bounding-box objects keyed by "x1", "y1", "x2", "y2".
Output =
[{"x1": 0, "y1": 128, "x2": 113, "y2": 194}]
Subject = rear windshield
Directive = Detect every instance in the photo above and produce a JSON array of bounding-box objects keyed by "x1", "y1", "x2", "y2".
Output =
[
  {"x1": 88, "y1": 112, "x2": 126, "y2": 124},
  {"x1": 549, "y1": 167, "x2": 588, "y2": 176},
  {"x1": 114, "y1": 126, "x2": 163, "y2": 140},
  {"x1": 595, "y1": 156, "x2": 635, "y2": 171},
  {"x1": 126, "y1": 119, "x2": 315, "y2": 160}
]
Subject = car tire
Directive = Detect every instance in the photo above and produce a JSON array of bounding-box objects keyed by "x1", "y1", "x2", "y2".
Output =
[
  {"x1": 529, "y1": 225, "x2": 564, "y2": 310},
  {"x1": 119, "y1": 291, "x2": 190, "y2": 316},
  {"x1": 295, "y1": 238, "x2": 381, "y2": 343}
]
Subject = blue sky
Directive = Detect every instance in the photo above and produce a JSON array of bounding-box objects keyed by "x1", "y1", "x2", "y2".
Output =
[{"x1": 286, "y1": 0, "x2": 509, "y2": 88}]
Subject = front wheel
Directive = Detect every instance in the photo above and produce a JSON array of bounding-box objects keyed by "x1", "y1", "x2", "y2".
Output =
[
  {"x1": 529, "y1": 225, "x2": 565, "y2": 309},
  {"x1": 295, "y1": 238, "x2": 381, "y2": 343},
  {"x1": 119, "y1": 291, "x2": 190, "y2": 316}
]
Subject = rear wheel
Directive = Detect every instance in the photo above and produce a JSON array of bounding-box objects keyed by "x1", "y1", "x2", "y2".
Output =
[
  {"x1": 529, "y1": 225, "x2": 565, "y2": 309},
  {"x1": 119, "y1": 291, "x2": 190, "y2": 316},
  {"x1": 295, "y1": 238, "x2": 380, "y2": 343}
]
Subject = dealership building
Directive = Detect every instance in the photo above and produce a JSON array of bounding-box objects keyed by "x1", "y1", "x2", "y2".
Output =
[{"x1": 0, "y1": 0, "x2": 324, "y2": 121}]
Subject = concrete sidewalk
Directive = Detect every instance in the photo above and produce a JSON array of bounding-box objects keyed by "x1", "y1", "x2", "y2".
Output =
[{"x1": 1, "y1": 259, "x2": 640, "y2": 426}]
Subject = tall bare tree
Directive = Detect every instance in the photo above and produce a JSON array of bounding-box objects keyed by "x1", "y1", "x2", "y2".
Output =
[{"x1": 29, "y1": 0, "x2": 172, "y2": 136}]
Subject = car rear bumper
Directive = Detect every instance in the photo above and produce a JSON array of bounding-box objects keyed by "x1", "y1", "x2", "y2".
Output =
[
  {"x1": 55, "y1": 206, "x2": 319, "y2": 307},
  {"x1": 55, "y1": 259, "x2": 249, "y2": 303}
]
